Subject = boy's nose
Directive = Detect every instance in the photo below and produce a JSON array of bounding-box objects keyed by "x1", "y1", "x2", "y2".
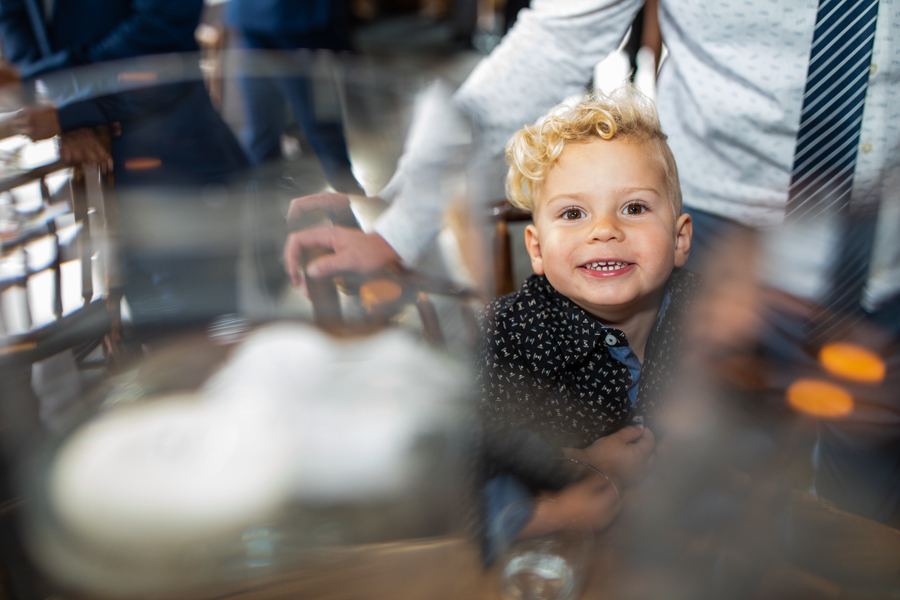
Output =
[{"x1": 588, "y1": 213, "x2": 623, "y2": 242}]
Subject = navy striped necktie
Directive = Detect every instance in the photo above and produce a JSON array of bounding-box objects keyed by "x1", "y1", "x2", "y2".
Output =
[
  {"x1": 787, "y1": 0, "x2": 880, "y2": 345},
  {"x1": 787, "y1": 0, "x2": 879, "y2": 220}
]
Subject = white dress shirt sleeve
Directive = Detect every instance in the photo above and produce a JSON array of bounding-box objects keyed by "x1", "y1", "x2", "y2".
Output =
[{"x1": 375, "y1": 0, "x2": 642, "y2": 264}]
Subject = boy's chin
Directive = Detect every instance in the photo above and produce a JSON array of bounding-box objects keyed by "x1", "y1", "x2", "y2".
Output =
[{"x1": 575, "y1": 287, "x2": 670, "y2": 320}]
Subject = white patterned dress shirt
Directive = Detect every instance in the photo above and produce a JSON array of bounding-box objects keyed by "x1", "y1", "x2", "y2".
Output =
[{"x1": 374, "y1": 0, "x2": 900, "y2": 307}]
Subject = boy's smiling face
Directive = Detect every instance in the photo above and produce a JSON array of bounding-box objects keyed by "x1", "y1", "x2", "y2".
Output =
[{"x1": 525, "y1": 137, "x2": 692, "y2": 322}]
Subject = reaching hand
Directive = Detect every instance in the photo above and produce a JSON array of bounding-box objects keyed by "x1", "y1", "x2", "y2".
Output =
[
  {"x1": 0, "y1": 61, "x2": 19, "y2": 87},
  {"x1": 283, "y1": 225, "x2": 401, "y2": 288},
  {"x1": 283, "y1": 192, "x2": 401, "y2": 287},
  {"x1": 58, "y1": 128, "x2": 113, "y2": 173},
  {"x1": 286, "y1": 191, "x2": 354, "y2": 226},
  {"x1": 570, "y1": 425, "x2": 656, "y2": 489},
  {"x1": 15, "y1": 105, "x2": 61, "y2": 141}
]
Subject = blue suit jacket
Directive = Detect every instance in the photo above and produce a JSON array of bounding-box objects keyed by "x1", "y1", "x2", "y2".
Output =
[
  {"x1": 0, "y1": 0, "x2": 247, "y2": 185},
  {"x1": 227, "y1": 0, "x2": 337, "y2": 37}
]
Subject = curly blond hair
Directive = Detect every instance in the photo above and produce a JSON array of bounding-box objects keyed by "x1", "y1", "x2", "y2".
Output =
[{"x1": 505, "y1": 86, "x2": 681, "y2": 213}]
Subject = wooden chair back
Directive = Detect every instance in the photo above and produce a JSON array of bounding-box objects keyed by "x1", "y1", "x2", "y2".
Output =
[
  {"x1": 491, "y1": 200, "x2": 531, "y2": 297},
  {"x1": 291, "y1": 206, "x2": 478, "y2": 347},
  {"x1": 0, "y1": 160, "x2": 125, "y2": 369}
]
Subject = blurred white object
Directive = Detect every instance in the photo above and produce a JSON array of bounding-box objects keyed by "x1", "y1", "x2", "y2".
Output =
[
  {"x1": 204, "y1": 324, "x2": 467, "y2": 501},
  {"x1": 36, "y1": 323, "x2": 470, "y2": 595},
  {"x1": 50, "y1": 394, "x2": 292, "y2": 553}
]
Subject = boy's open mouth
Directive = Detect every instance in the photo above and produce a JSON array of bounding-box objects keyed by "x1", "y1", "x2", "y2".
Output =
[{"x1": 582, "y1": 261, "x2": 630, "y2": 272}]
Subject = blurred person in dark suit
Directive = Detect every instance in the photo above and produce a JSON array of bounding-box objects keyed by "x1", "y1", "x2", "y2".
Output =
[
  {"x1": 228, "y1": 0, "x2": 362, "y2": 194},
  {"x1": 0, "y1": 0, "x2": 250, "y2": 333}
]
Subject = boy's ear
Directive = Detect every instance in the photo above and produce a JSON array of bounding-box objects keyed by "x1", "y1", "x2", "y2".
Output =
[
  {"x1": 524, "y1": 224, "x2": 545, "y2": 275},
  {"x1": 674, "y1": 213, "x2": 692, "y2": 268}
]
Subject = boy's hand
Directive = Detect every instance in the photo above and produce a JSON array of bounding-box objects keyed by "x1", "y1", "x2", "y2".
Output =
[
  {"x1": 568, "y1": 425, "x2": 656, "y2": 489},
  {"x1": 521, "y1": 473, "x2": 620, "y2": 537}
]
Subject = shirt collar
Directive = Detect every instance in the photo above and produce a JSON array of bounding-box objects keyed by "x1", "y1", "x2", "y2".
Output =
[
  {"x1": 516, "y1": 275, "x2": 673, "y2": 375},
  {"x1": 517, "y1": 276, "x2": 607, "y2": 376}
]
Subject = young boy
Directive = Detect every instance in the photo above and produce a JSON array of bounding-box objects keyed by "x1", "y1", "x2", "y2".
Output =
[{"x1": 478, "y1": 87, "x2": 698, "y2": 543}]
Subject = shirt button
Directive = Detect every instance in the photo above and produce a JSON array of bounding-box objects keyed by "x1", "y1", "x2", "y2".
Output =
[
  {"x1": 870, "y1": 63, "x2": 878, "y2": 75},
  {"x1": 861, "y1": 142, "x2": 873, "y2": 154},
  {"x1": 605, "y1": 334, "x2": 618, "y2": 346}
]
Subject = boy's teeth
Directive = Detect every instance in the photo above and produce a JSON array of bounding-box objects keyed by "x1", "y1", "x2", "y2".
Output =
[{"x1": 585, "y1": 261, "x2": 628, "y2": 271}]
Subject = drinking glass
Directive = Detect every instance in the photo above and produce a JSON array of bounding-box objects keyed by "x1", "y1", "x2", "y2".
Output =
[{"x1": 495, "y1": 503, "x2": 593, "y2": 600}]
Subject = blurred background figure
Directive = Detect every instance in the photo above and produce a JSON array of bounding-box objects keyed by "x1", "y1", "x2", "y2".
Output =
[
  {"x1": 0, "y1": 0, "x2": 248, "y2": 334},
  {"x1": 228, "y1": 0, "x2": 363, "y2": 195}
]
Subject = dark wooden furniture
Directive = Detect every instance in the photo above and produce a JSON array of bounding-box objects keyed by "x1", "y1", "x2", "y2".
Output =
[
  {"x1": 291, "y1": 205, "x2": 480, "y2": 347},
  {"x1": 490, "y1": 200, "x2": 531, "y2": 297}
]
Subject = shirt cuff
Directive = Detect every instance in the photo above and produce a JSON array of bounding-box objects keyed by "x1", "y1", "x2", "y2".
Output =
[
  {"x1": 372, "y1": 193, "x2": 444, "y2": 265},
  {"x1": 56, "y1": 99, "x2": 107, "y2": 132},
  {"x1": 484, "y1": 473, "x2": 533, "y2": 565}
]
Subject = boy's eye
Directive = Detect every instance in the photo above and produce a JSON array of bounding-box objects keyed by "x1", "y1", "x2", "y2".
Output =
[
  {"x1": 624, "y1": 203, "x2": 647, "y2": 215},
  {"x1": 562, "y1": 208, "x2": 586, "y2": 220}
]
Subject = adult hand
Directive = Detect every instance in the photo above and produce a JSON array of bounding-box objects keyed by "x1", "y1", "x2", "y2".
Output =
[
  {"x1": 58, "y1": 128, "x2": 114, "y2": 173},
  {"x1": 16, "y1": 105, "x2": 61, "y2": 140},
  {"x1": 567, "y1": 425, "x2": 656, "y2": 489},
  {"x1": 286, "y1": 191, "x2": 355, "y2": 226},
  {"x1": 0, "y1": 61, "x2": 20, "y2": 87},
  {"x1": 283, "y1": 225, "x2": 401, "y2": 288}
]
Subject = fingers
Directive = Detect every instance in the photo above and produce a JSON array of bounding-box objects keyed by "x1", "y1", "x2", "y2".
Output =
[
  {"x1": 286, "y1": 192, "x2": 351, "y2": 223},
  {"x1": 285, "y1": 226, "x2": 341, "y2": 250},
  {"x1": 283, "y1": 232, "x2": 305, "y2": 288},
  {"x1": 282, "y1": 226, "x2": 400, "y2": 287},
  {"x1": 611, "y1": 424, "x2": 646, "y2": 444},
  {"x1": 635, "y1": 428, "x2": 655, "y2": 451},
  {"x1": 305, "y1": 251, "x2": 356, "y2": 278},
  {"x1": 282, "y1": 227, "x2": 344, "y2": 284},
  {"x1": 58, "y1": 130, "x2": 114, "y2": 172}
]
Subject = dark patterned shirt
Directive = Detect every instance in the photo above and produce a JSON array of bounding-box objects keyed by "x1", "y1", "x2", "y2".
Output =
[{"x1": 476, "y1": 268, "x2": 700, "y2": 449}]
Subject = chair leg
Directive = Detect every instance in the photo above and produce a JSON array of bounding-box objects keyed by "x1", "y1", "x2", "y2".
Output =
[
  {"x1": 416, "y1": 292, "x2": 445, "y2": 347},
  {"x1": 493, "y1": 219, "x2": 514, "y2": 297}
]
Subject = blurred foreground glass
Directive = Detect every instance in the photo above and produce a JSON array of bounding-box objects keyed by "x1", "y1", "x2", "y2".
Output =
[{"x1": 20, "y1": 323, "x2": 476, "y2": 598}]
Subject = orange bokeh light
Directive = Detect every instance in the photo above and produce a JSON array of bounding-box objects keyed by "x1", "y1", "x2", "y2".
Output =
[
  {"x1": 360, "y1": 279, "x2": 402, "y2": 309},
  {"x1": 818, "y1": 343, "x2": 886, "y2": 384},
  {"x1": 786, "y1": 379, "x2": 854, "y2": 419},
  {"x1": 124, "y1": 157, "x2": 162, "y2": 171}
]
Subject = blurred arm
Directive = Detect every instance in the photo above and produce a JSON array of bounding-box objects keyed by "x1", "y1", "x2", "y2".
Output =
[
  {"x1": 9, "y1": 0, "x2": 202, "y2": 79},
  {"x1": 0, "y1": 0, "x2": 42, "y2": 66},
  {"x1": 4, "y1": 0, "x2": 205, "y2": 132},
  {"x1": 373, "y1": 0, "x2": 643, "y2": 264}
]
